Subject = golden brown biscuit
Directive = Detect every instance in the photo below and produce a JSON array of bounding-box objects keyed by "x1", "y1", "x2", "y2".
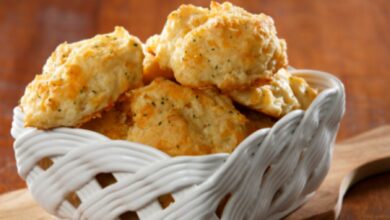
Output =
[
  {"x1": 123, "y1": 78, "x2": 249, "y2": 156},
  {"x1": 142, "y1": 49, "x2": 174, "y2": 84},
  {"x1": 145, "y1": 4, "x2": 209, "y2": 73},
  {"x1": 229, "y1": 68, "x2": 318, "y2": 118},
  {"x1": 20, "y1": 27, "x2": 144, "y2": 129},
  {"x1": 289, "y1": 75, "x2": 318, "y2": 110},
  {"x1": 80, "y1": 102, "x2": 129, "y2": 140},
  {"x1": 146, "y1": 2, "x2": 287, "y2": 91}
]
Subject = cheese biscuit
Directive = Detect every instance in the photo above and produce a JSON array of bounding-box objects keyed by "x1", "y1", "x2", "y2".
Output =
[
  {"x1": 124, "y1": 78, "x2": 249, "y2": 156},
  {"x1": 20, "y1": 27, "x2": 143, "y2": 129},
  {"x1": 146, "y1": 2, "x2": 287, "y2": 90}
]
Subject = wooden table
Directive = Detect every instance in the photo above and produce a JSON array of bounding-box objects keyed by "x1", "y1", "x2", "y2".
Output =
[{"x1": 0, "y1": 0, "x2": 389, "y2": 219}]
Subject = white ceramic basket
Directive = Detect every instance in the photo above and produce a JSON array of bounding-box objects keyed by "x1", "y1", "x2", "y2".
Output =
[{"x1": 11, "y1": 69, "x2": 345, "y2": 220}]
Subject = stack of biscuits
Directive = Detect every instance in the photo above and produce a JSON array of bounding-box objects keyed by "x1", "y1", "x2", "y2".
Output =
[{"x1": 20, "y1": 2, "x2": 317, "y2": 157}]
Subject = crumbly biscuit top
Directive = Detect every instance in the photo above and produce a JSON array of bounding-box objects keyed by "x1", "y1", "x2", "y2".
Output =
[
  {"x1": 146, "y1": 2, "x2": 287, "y2": 90},
  {"x1": 20, "y1": 27, "x2": 143, "y2": 129},
  {"x1": 229, "y1": 69, "x2": 317, "y2": 118},
  {"x1": 124, "y1": 78, "x2": 249, "y2": 156}
]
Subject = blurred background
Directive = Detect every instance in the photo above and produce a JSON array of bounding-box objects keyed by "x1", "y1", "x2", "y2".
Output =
[{"x1": 0, "y1": 0, "x2": 389, "y2": 219}]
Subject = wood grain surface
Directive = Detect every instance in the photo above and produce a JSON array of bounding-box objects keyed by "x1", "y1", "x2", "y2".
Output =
[{"x1": 0, "y1": 0, "x2": 389, "y2": 219}]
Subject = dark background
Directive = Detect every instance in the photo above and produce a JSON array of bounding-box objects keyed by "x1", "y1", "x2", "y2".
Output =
[{"x1": 0, "y1": 0, "x2": 389, "y2": 218}]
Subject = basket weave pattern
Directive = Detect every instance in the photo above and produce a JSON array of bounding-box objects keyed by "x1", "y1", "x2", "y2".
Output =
[{"x1": 11, "y1": 69, "x2": 345, "y2": 220}]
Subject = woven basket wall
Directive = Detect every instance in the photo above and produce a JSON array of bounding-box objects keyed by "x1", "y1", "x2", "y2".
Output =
[{"x1": 11, "y1": 69, "x2": 345, "y2": 220}]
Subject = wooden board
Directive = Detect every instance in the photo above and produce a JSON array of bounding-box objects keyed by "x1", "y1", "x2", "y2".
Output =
[
  {"x1": 0, "y1": 125, "x2": 389, "y2": 220},
  {"x1": 0, "y1": 188, "x2": 52, "y2": 220}
]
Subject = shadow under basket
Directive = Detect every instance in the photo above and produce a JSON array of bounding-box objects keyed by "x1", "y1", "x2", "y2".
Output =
[{"x1": 11, "y1": 69, "x2": 345, "y2": 220}]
